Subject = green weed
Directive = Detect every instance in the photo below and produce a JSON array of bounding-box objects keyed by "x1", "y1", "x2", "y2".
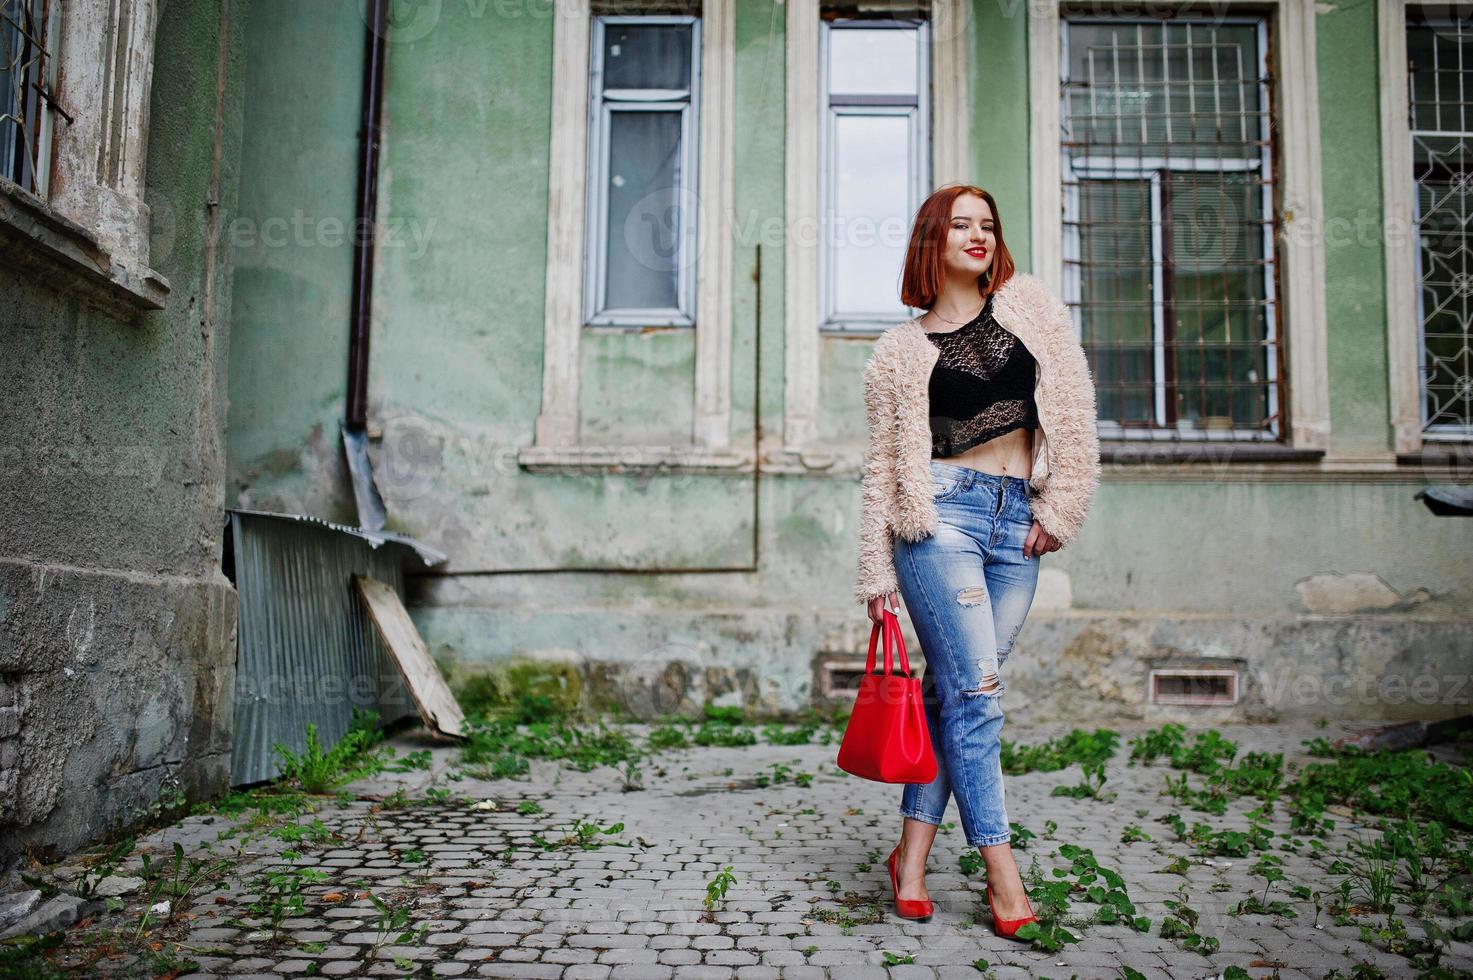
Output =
[
  {"x1": 366, "y1": 890, "x2": 428, "y2": 957},
  {"x1": 529, "y1": 817, "x2": 629, "y2": 852},
  {"x1": 1001, "y1": 728, "x2": 1119, "y2": 775},
  {"x1": 703, "y1": 865, "x2": 737, "y2": 913},
  {"x1": 245, "y1": 851, "x2": 329, "y2": 940},
  {"x1": 272, "y1": 719, "x2": 386, "y2": 794},
  {"x1": 1291, "y1": 741, "x2": 1473, "y2": 833},
  {"x1": 1051, "y1": 759, "x2": 1114, "y2": 801},
  {"x1": 133, "y1": 841, "x2": 233, "y2": 939},
  {"x1": 1158, "y1": 886, "x2": 1221, "y2": 955},
  {"x1": 1052, "y1": 843, "x2": 1150, "y2": 932}
]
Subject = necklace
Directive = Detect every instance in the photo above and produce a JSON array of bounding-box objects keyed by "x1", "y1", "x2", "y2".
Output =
[{"x1": 928, "y1": 298, "x2": 986, "y2": 327}]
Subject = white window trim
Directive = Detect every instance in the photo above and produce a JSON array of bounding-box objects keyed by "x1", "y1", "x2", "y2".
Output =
[
  {"x1": 528, "y1": 0, "x2": 737, "y2": 470},
  {"x1": 817, "y1": 15, "x2": 930, "y2": 335},
  {"x1": 1380, "y1": 1, "x2": 1473, "y2": 453},
  {"x1": 0, "y1": 0, "x2": 171, "y2": 319},
  {"x1": 583, "y1": 14, "x2": 702, "y2": 328},
  {"x1": 781, "y1": 0, "x2": 972, "y2": 460},
  {"x1": 1030, "y1": 0, "x2": 1331, "y2": 454}
]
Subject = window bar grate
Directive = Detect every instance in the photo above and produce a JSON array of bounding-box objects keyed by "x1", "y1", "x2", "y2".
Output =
[
  {"x1": 1408, "y1": 12, "x2": 1473, "y2": 439},
  {"x1": 1061, "y1": 16, "x2": 1283, "y2": 442},
  {"x1": 0, "y1": 0, "x2": 55, "y2": 195}
]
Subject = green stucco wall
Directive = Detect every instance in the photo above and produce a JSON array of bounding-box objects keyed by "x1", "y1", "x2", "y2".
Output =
[
  {"x1": 226, "y1": 0, "x2": 368, "y2": 525},
  {"x1": 224, "y1": 0, "x2": 1471, "y2": 724},
  {"x1": 1318, "y1": 0, "x2": 1393, "y2": 454}
]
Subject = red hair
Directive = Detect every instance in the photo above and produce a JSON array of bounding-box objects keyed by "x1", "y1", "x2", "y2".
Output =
[{"x1": 899, "y1": 184, "x2": 1016, "y2": 310}]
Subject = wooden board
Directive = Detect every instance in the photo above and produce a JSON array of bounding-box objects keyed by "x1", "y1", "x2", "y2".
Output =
[{"x1": 354, "y1": 574, "x2": 466, "y2": 739}]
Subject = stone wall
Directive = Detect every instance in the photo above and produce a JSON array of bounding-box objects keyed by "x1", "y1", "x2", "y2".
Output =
[{"x1": 0, "y1": 0, "x2": 245, "y2": 871}]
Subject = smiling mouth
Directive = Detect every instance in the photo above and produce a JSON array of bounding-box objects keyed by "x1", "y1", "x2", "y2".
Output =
[{"x1": 965, "y1": 249, "x2": 987, "y2": 257}]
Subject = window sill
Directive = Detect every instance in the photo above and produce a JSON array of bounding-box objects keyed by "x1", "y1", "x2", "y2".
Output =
[
  {"x1": 1101, "y1": 443, "x2": 1463, "y2": 483},
  {"x1": 1397, "y1": 445, "x2": 1473, "y2": 467},
  {"x1": 518, "y1": 445, "x2": 754, "y2": 474},
  {"x1": 0, "y1": 177, "x2": 170, "y2": 321},
  {"x1": 520, "y1": 440, "x2": 1462, "y2": 481},
  {"x1": 1101, "y1": 441, "x2": 1326, "y2": 465}
]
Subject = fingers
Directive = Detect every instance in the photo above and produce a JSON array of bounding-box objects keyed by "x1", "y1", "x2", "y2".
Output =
[
  {"x1": 867, "y1": 592, "x2": 899, "y2": 624},
  {"x1": 1028, "y1": 520, "x2": 1064, "y2": 558}
]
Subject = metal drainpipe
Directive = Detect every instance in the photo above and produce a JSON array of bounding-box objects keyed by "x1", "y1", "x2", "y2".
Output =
[{"x1": 341, "y1": 0, "x2": 390, "y2": 531}]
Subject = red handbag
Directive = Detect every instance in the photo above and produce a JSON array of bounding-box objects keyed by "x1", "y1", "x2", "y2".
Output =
[{"x1": 836, "y1": 609, "x2": 938, "y2": 783}]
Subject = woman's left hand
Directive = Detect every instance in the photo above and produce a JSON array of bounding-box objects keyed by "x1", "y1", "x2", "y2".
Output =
[{"x1": 1023, "y1": 521, "x2": 1060, "y2": 559}]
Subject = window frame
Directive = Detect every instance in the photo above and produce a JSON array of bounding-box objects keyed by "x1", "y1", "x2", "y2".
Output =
[
  {"x1": 817, "y1": 15, "x2": 930, "y2": 335},
  {"x1": 1059, "y1": 14, "x2": 1284, "y2": 443},
  {"x1": 583, "y1": 13, "x2": 703, "y2": 329},
  {"x1": 0, "y1": 0, "x2": 170, "y2": 319},
  {"x1": 527, "y1": 0, "x2": 739, "y2": 469},
  {"x1": 1029, "y1": 0, "x2": 1330, "y2": 460},
  {"x1": 780, "y1": 0, "x2": 973, "y2": 462},
  {"x1": 0, "y1": 0, "x2": 61, "y2": 197},
  {"x1": 1386, "y1": 3, "x2": 1473, "y2": 449}
]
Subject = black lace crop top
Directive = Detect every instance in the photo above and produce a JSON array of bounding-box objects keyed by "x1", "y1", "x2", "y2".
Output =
[{"x1": 925, "y1": 295, "x2": 1040, "y2": 457}]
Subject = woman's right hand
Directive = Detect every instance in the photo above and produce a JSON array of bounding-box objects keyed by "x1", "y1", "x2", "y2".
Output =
[{"x1": 867, "y1": 591, "x2": 900, "y2": 625}]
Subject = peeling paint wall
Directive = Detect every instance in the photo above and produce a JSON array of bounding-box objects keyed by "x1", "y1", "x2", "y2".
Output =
[
  {"x1": 224, "y1": 0, "x2": 1473, "y2": 727},
  {"x1": 225, "y1": 0, "x2": 368, "y2": 528},
  {"x1": 0, "y1": 0, "x2": 246, "y2": 871}
]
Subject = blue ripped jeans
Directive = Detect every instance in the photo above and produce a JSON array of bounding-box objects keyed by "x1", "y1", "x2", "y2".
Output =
[{"x1": 893, "y1": 460, "x2": 1042, "y2": 847}]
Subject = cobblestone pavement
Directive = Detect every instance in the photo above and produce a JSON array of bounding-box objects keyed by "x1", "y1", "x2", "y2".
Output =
[{"x1": 19, "y1": 719, "x2": 1473, "y2": 979}]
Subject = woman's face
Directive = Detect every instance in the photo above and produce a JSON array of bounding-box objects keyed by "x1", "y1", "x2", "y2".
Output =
[{"x1": 944, "y1": 194, "x2": 996, "y2": 280}]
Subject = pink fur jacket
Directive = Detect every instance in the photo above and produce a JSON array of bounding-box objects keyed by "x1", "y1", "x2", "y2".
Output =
[{"x1": 855, "y1": 272, "x2": 1102, "y2": 605}]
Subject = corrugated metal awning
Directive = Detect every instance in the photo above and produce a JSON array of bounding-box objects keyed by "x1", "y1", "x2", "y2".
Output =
[
  {"x1": 226, "y1": 507, "x2": 448, "y2": 568},
  {"x1": 224, "y1": 509, "x2": 447, "y2": 787}
]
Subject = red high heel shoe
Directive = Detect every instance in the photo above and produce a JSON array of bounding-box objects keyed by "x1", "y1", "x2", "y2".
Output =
[
  {"x1": 887, "y1": 845, "x2": 934, "y2": 921},
  {"x1": 986, "y1": 881, "x2": 1037, "y2": 940}
]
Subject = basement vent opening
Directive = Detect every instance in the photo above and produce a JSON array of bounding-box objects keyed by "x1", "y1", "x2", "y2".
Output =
[
  {"x1": 1149, "y1": 668, "x2": 1239, "y2": 706},
  {"x1": 819, "y1": 659, "x2": 870, "y2": 699}
]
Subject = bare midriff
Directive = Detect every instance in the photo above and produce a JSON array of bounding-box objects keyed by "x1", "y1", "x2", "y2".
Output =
[
  {"x1": 921, "y1": 311, "x2": 1037, "y2": 480},
  {"x1": 934, "y1": 426, "x2": 1035, "y2": 480}
]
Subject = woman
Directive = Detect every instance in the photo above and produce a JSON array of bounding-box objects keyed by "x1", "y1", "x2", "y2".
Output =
[{"x1": 854, "y1": 184, "x2": 1101, "y2": 937}]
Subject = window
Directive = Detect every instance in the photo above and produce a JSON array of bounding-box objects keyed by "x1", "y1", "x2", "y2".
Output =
[
  {"x1": 0, "y1": 0, "x2": 59, "y2": 195},
  {"x1": 782, "y1": 1, "x2": 970, "y2": 459},
  {"x1": 1061, "y1": 16, "x2": 1281, "y2": 442},
  {"x1": 529, "y1": 0, "x2": 737, "y2": 463},
  {"x1": 0, "y1": 0, "x2": 167, "y2": 318},
  {"x1": 819, "y1": 16, "x2": 929, "y2": 333},
  {"x1": 584, "y1": 15, "x2": 701, "y2": 328},
  {"x1": 1408, "y1": 12, "x2": 1473, "y2": 440}
]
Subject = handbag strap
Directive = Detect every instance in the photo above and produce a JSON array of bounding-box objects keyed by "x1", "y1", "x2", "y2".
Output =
[
  {"x1": 865, "y1": 609, "x2": 915, "y2": 678},
  {"x1": 884, "y1": 609, "x2": 915, "y2": 677},
  {"x1": 865, "y1": 618, "x2": 885, "y2": 675}
]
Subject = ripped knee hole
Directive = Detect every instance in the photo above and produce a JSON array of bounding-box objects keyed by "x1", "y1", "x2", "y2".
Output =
[{"x1": 962, "y1": 673, "x2": 1003, "y2": 696}]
